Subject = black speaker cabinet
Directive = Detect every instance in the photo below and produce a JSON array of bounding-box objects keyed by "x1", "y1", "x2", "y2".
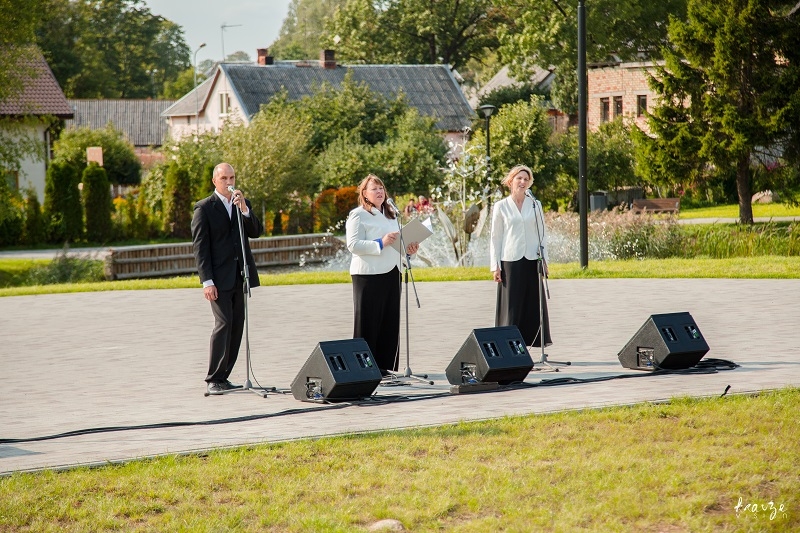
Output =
[
  {"x1": 291, "y1": 338, "x2": 382, "y2": 402},
  {"x1": 446, "y1": 326, "x2": 534, "y2": 385},
  {"x1": 618, "y1": 312, "x2": 709, "y2": 370}
]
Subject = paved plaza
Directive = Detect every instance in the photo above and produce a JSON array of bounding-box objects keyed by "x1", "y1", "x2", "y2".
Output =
[{"x1": 1, "y1": 278, "x2": 798, "y2": 475}]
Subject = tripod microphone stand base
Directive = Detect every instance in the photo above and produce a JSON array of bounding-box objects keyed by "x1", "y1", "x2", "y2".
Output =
[
  {"x1": 398, "y1": 367, "x2": 434, "y2": 385},
  {"x1": 380, "y1": 368, "x2": 434, "y2": 386},
  {"x1": 532, "y1": 352, "x2": 571, "y2": 372}
]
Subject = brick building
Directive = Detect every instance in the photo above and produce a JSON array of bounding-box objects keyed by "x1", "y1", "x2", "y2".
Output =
[{"x1": 587, "y1": 61, "x2": 662, "y2": 131}]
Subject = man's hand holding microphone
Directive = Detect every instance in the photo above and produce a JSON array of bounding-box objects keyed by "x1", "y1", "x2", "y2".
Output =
[{"x1": 227, "y1": 185, "x2": 249, "y2": 215}]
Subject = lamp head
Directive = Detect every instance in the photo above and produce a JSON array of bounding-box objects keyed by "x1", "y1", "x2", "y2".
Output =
[{"x1": 478, "y1": 104, "x2": 497, "y2": 119}]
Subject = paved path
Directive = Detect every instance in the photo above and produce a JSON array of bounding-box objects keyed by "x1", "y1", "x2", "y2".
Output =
[{"x1": 1, "y1": 279, "x2": 798, "y2": 475}]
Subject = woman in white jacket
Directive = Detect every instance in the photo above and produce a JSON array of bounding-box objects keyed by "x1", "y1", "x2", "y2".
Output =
[
  {"x1": 346, "y1": 174, "x2": 419, "y2": 374},
  {"x1": 490, "y1": 165, "x2": 552, "y2": 348}
]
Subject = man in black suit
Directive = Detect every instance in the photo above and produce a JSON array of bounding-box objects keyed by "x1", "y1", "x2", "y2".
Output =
[{"x1": 191, "y1": 162, "x2": 264, "y2": 396}]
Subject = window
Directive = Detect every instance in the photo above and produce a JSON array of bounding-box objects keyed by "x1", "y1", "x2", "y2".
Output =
[
  {"x1": 600, "y1": 98, "x2": 610, "y2": 123},
  {"x1": 637, "y1": 95, "x2": 648, "y2": 117},
  {"x1": 613, "y1": 96, "x2": 623, "y2": 118},
  {"x1": 219, "y1": 93, "x2": 231, "y2": 114}
]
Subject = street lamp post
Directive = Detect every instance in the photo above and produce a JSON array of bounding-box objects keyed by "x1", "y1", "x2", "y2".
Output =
[
  {"x1": 193, "y1": 43, "x2": 206, "y2": 134},
  {"x1": 577, "y1": 1, "x2": 589, "y2": 268},
  {"x1": 477, "y1": 104, "x2": 497, "y2": 206}
]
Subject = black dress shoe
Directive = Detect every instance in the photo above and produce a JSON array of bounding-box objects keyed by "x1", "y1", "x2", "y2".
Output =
[
  {"x1": 222, "y1": 380, "x2": 243, "y2": 390},
  {"x1": 206, "y1": 382, "x2": 225, "y2": 395}
]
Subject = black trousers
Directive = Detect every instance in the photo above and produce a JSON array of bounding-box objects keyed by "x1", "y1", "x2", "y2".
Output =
[
  {"x1": 351, "y1": 266, "x2": 401, "y2": 372},
  {"x1": 206, "y1": 273, "x2": 245, "y2": 383},
  {"x1": 496, "y1": 258, "x2": 552, "y2": 347}
]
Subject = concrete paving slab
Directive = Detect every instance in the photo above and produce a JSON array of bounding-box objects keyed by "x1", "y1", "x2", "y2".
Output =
[{"x1": 1, "y1": 279, "x2": 798, "y2": 474}]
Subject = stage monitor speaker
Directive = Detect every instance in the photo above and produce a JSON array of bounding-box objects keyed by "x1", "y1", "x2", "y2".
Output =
[
  {"x1": 291, "y1": 338, "x2": 382, "y2": 402},
  {"x1": 446, "y1": 326, "x2": 534, "y2": 385},
  {"x1": 618, "y1": 312, "x2": 709, "y2": 370}
]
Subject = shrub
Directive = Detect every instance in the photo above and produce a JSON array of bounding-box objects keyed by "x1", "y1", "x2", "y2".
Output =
[
  {"x1": 43, "y1": 160, "x2": 83, "y2": 243},
  {"x1": 82, "y1": 163, "x2": 113, "y2": 243},
  {"x1": 112, "y1": 192, "x2": 159, "y2": 241},
  {"x1": 162, "y1": 163, "x2": 192, "y2": 238},
  {"x1": 26, "y1": 245, "x2": 104, "y2": 285},
  {"x1": 314, "y1": 186, "x2": 357, "y2": 232},
  {"x1": 21, "y1": 188, "x2": 46, "y2": 245},
  {"x1": 335, "y1": 186, "x2": 358, "y2": 222},
  {"x1": 0, "y1": 193, "x2": 23, "y2": 247},
  {"x1": 314, "y1": 188, "x2": 338, "y2": 232}
]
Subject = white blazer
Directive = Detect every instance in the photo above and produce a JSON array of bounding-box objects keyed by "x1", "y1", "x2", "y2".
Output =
[
  {"x1": 345, "y1": 205, "x2": 403, "y2": 275},
  {"x1": 489, "y1": 195, "x2": 549, "y2": 272}
]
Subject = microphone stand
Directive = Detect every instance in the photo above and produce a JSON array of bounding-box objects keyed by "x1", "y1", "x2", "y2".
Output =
[
  {"x1": 527, "y1": 191, "x2": 570, "y2": 372},
  {"x1": 229, "y1": 193, "x2": 274, "y2": 397},
  {"x1": 383, "y1": 201, "x2": 433, "y2": 386}
]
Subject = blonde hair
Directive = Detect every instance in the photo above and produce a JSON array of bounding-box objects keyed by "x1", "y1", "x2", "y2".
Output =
[
  {"x1": 356, "y1": 174, "x2": 396, "y2": 219},
  {"x1": 502, "y1": 165, "x2": 533, "y2": 188}
]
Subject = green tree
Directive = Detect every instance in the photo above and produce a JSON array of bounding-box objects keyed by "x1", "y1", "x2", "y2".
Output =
[
  {"x1": 161, "y1": 66, "x2": 201, "y2": 99},
  {"x1": 297, "y1": 76, "x2": 406, "y2": 151},
  {"x1": 0, "y1": 0, "x2": 44, "y2": 103},
  {"x1": 218, "y1": 103, "x2": 314, "y2": 214},
  {"x1": 476, "y1": 96, "x2": 554, "y2": 201},
  {"x1": 162, "y1": 163, "x2": 192, "y2": 238},
  {"x1": 43, "y1": 160, "x2": 83, "y2": 242},
  {"x1": 496, "y1": 0, "x2": 687, "y2": 114},
  {"x1": 310, "y1": 105, "x2": 446, "y2": 194},
  {"x1": 327, "y1": 0, "x2": 508, "y2": 70},
  {"x1": 82, "y1": 163, "x2": 112, "y2": 242},
  {"x1": 636, "y1": 0, "x2": 800, "y2": 223},
  {"x1": 270, "y1": 0, "x2": 347, "y2": 59},
  {"x1": 35, "y1": 0, "x2": 190, "y2": 98},
  {"x1": 53, "y1": 125, "x2": 141, "y2": 185},
  {"x1": 552, "y1": 120, "x2": 640, "y2": 209}
]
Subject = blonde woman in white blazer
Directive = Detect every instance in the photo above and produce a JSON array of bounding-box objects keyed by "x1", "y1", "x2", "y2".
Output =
[
  {"x1": 490, "y1": 165, "x2": 552, "y2": 348},
  {"x1": 346, "y1": 174, "x2": 419, "y2": 374}
]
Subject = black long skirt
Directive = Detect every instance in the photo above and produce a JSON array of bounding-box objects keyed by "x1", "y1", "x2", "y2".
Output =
[
  {"x1": 496, "y1": 258, "x2": 552, "y2": 347},
  {"x1": 351, "y1": 266, "x2": 401, "y2": 372}
]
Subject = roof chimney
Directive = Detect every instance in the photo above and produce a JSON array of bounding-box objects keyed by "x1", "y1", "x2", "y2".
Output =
[
  {"x1": 257, "y1": 48, "x2": 273, "y2": 66},
  {"x1": 320, "y1": 49, "x2": 336, "y2": 69}
]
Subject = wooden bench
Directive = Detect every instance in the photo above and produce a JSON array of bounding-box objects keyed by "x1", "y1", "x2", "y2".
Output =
[
  {"x1": 103, "y1": 233, "x2": 344, "y2": 280},
  {"x1": 631, "y1": 198, "x2": 680, "y2": 214}
]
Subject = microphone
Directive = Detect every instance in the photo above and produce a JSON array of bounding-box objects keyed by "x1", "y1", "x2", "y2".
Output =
[
  {"x1": 227, "y1": 185, "x2": 240, "y2": 200},
  {"x1": 525, "y1": 189, "x2": 535, "y2": 201},
  {"x1": 386, "y1": 197, "x2": 400, "y2": 215}
]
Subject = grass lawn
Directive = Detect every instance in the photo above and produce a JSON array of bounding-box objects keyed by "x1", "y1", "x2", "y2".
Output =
[
  {"x1": 1, "y1": 389, "x2": 796, "y2": 532},
  {"x1": 2, "y1": 256, "x2": 799, "y2": 297},
  {"x1": 680, "y1": 203, "x2": 800, "y2": 219}
]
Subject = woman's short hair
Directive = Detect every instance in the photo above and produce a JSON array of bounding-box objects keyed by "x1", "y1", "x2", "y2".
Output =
[
  {"x1": 502, "y1": 165, "x2": 534, "y2": 188},
  {"x1": 356, "y1": 173, "x2": 396, "y2": 219}
]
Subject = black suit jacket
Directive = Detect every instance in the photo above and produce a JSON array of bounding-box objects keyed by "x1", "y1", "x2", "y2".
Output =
[{"x1": 191, "y1": 193, "x2": 264, "y2": 291}]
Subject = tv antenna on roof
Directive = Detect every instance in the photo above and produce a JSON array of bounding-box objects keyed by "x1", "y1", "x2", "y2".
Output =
[{"x1": 221, "y1": 22, "x2": 242, "y2": 61}]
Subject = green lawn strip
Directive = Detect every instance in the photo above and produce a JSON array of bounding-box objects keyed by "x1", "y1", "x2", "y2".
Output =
[
  {"x1": 2, "y1": 256, "x2": 800, "y2": 297},
  {"x1": 680, "y1": 203, "x2": 800, "y2": 219},
  {"x1": 0, "y1": 259, "x2": 50, "y2": 287},
  {"x1": 1, "y1": 389, "x2": 796, "y2": 531}
]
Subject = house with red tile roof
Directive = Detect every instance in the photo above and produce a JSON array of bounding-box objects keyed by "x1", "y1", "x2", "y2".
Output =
[{"x1": 0, "y1": 47, "x2": 73, "y2": 202}]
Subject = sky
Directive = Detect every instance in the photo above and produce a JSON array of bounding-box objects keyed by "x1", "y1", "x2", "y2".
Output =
[{"x1": 143, "y1": 0, "x2": 293, "y2": 64}]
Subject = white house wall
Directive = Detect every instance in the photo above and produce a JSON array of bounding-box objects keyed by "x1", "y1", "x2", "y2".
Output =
[{"x1": 7, "y1": 123, "x2": 47, "y2": 203}]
